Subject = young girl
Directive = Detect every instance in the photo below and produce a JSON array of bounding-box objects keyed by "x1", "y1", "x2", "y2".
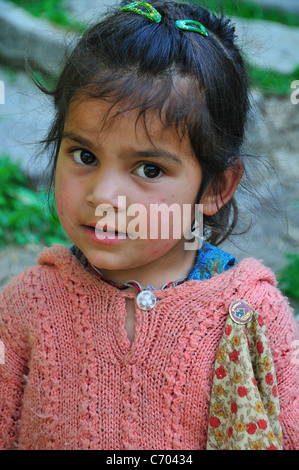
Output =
[{"x1": 0, "y1": 1, "x2": 298, "y2": 450}]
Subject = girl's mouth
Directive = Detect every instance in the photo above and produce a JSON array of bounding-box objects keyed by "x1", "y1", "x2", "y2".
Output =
[
  {"x1": 95, "y1": 224, "x2": 127, "y2": 236},
  {"x1": 82, "y1": 224, "x2": 129, "y2": 243}
]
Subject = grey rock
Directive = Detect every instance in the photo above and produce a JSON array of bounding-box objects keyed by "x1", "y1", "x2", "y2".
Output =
[
  {"x1": 232, "y1": 16, "x2": 299, "y2": 74},
  {"x1": 0, "y1": 0, "x2": 75, "y2": 75},
  {"x1": 0, "y1": 65, "x2": 53, "y2": 180},
  {"x1": 64, "y1": 0, "x2": 120, "y2": 25},
  {"x1": 248, "y1": 0, "x2": 299, "y2": 15},
  {"x1": 0, "y1": 244, "x2": 44, "y2": 289}
]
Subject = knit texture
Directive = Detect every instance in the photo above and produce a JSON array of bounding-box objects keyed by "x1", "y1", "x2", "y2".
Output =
[{"x1": 0, "y1": 244, "x2": 298, "y2": 450}]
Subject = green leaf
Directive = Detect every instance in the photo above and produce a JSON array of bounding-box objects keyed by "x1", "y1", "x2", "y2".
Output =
[
  {"x1": 0, "y1": 155, "x2": 68, "y2": 246},
  {"x1": 278, "y1": 253, "x2": 299, "y2": 300}
]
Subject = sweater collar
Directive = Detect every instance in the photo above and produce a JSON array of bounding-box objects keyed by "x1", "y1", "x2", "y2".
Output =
[{"x1": 69, "y1": 240, "x2": 236, "y2": 282}]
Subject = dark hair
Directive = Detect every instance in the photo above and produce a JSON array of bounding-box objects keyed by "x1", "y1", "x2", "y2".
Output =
[{"x1": 31, "y1": 0, "x2": 251, "y2": 245}]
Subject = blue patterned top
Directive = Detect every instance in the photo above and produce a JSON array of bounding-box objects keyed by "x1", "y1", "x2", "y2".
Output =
[
  {"x1": 70, "y1": 241, "x2": 236, "y2": 282},
  {"x1": 188, "y1": 240, "x2": 236, "y2": 280}
]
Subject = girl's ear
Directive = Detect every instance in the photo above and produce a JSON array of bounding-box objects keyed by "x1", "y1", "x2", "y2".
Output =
[{"x1": 200, "y1": 159, "x2": 244, "y2": 216}]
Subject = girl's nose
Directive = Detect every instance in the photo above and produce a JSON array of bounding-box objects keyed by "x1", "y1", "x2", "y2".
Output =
[{"x1": 86, "y1": 171, "x2": 127, "y2": 212}]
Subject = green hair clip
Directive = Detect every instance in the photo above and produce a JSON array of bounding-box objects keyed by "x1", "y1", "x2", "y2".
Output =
[
  {"x1": 175, "y1": 20, "x2": 208, "y2": 37},
  {"x1": 120, "y1": 2, "x2": 162, "y2": 23}
]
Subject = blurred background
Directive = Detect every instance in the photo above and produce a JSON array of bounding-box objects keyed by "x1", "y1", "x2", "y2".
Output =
[{"x1": 0, "y1": 0, "x2": 298, "y2": 316}]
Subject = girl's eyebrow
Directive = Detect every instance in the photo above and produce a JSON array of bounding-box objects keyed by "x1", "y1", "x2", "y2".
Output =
[
  {"x1": 62, "y1": 131, "x2": 97, "y2": 150},
  {"x1": 62, "y1": 131, "x2": 182, "y2": 165},
  {"x1": 133, "y1": 150, "x2": 182, "y2": 165}
]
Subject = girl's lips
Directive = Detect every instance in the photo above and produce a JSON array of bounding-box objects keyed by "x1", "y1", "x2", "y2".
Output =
[{"x1": 83, "y1": 225, "x2": 129, "y2": 244}]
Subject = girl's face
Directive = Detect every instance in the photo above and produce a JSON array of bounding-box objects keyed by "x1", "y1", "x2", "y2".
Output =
[{"x1": 55, "y1": 97, "x2": 203, "y2": 283}]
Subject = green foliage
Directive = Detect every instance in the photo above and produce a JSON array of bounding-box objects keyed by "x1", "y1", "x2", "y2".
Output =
[
  {"x1": 197, "y1": 0, "x2": 299, "y2": 27},
  {"x1": 278, "y1": 253, "x2": 299, "y2": 301},
  {"x1": 0, "y1": 156, "x2": 69, "y2": 246},
  {"x1": 7, "y1": 0, "x2": 84, "y2": 30},
  {"x1": 249, "y1": 66, "x2": 299, "y2": 96}
]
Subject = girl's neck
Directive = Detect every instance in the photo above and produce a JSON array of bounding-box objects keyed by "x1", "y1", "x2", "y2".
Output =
[{"x1": 97, "y1": 243, "x2": 198, "y2": 292}]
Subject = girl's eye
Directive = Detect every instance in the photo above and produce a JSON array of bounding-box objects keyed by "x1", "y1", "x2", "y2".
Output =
[
  {"x1": 135, "y1": 163, "x2": 163, "y2": 179},
  {"x1": 72, "y1": 149, "x2": 97, "y2": 166}
]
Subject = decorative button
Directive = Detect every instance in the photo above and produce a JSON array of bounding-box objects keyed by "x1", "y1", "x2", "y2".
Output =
[
  {"x1": 229, "y1": 300, "x2": 253, "y2": 325},
  {"x1": 136, "y1": 290, "x2": 157, "y2": 311}
]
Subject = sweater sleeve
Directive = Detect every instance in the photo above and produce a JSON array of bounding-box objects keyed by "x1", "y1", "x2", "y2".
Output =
[
  {"x1": 245, "y1": 279, "x2": 299, "y2": 450},
  {"x1": 0, "y1": 279, "x2": 29, "y2": 450}
]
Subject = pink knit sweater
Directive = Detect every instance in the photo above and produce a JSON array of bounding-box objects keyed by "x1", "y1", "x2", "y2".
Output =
[{"x1": 0, "y1": 244, "x2": 298, "y2": 450}]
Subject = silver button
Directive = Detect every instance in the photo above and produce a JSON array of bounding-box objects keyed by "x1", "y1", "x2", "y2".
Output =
[{"x1": 136, "y1": 290, "x2": 157, "y2": 311}]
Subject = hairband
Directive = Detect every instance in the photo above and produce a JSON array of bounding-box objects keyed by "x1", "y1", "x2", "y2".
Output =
[
  {"x1": 119, "y1": 1, "x2": 209, "y2": 37},
  {"x1": 120, "y1": 1, "x2": 161, "y2": 23},
  {"x1": 175, "y1": 19, "x2": 208, "y2": 37}
]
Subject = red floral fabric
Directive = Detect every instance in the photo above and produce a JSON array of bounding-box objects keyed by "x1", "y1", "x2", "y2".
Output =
[{"x1": 207, "y1": 302, "x2": 283, "y2": 450}]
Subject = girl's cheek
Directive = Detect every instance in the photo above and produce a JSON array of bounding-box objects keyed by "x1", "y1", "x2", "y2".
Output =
[
  {"x1": 55, "y1": 189, "x2": 69, "y2": 221},
  {"x1": 58, "y1": 209, "x2": 64, "y2": 220}
]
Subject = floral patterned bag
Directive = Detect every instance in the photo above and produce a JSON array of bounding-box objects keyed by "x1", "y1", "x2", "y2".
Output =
[{"x1": 207, "y1": 300, "x2": 283, "y2": 450}]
